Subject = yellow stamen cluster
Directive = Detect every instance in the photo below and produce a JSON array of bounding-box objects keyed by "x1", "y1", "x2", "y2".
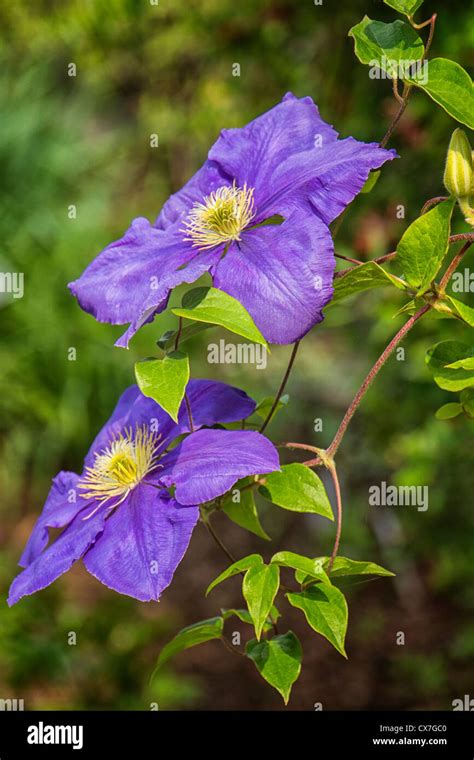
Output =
[
  {"x1": 78, "y1": 425, "x2": 160, "y2": 507},
  {"x1": 183, "y1": 182, "x2": 255, "y2": 250}
]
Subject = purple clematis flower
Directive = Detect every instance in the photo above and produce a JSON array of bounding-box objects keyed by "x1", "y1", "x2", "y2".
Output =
[
  {"x1": 8, "y1": 380, "x2": 279, "y2": 604},
  {"x1": 69, "y1": 93, "x2": 396, "y2": 347}
]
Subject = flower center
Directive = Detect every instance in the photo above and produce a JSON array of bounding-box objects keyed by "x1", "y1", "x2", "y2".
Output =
[
  {"x1": 78, "y1": 425, "x2": 160, "y2": 507},
  {"x1": 183, "y1": 182, "x2": 255, "y2": 250}
]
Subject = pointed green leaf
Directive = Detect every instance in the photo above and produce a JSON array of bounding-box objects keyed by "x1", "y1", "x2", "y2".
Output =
[
  {"x1": 406, "y1": 58, "x2": 474, "y2": 129},
  {"x1": 349, "y1": 17, "x2": 424, "y2": 72},
  {"x1": 396, "y1": 199, "x2": 455, "y2": 293},
  {"x1": 222, "y1": 483, "x2": 270, "y2": 541},
  {"x1": 426, "y1": 340, "x2": 474, "y2": 391},
  {"x1": 322, "y1": 556, "x2": 395, "y2": 578},
  {"x1": 172, "y1": 287, "x2": 268, "y2": 348},
  {"x1": 331, "y1": 261, "x2": 407, "y2": 307},
  {"x1": 383, "y1": 0, "x2": 424, "y2": 16},
  {"x1": 206, "y1": 554, "x2": 262, "y2": 596},
  {"x1": 243, "y1": 562, "x2": 280, "y2": 640},
  {"x1": 253, "y1": 393, "x2": 289, "y2": 421},
  {"x1": 447, "y1": 357, "x2": 474, "y2": 370},
  {"x1": 271, "y1": 551, "x2": 330, "y2": 583},
  {"x1": 246, "y1": 631, "x2": 302, "y2": 704},
  {"x1": 287, "y1": 585, "x2": 348, "y2": 657},
  {"x1": 259, "y1": 463, "x2": 334, "y2": 520},
  {"x1": 134, "y1": 351, "x2": 190, "y2": 422},
  {"x1": 444, "y1": 295, "x2": 474, "y2": 328},
  {"x1": 360, "y1": 170, "x2": 381, "y2": 194},
  {"x1": 435, "y1": 402, "x2": 463, "y2": 420},
  {"x1": 155, "y1": 617, "x2": 223, "y2": 670}
]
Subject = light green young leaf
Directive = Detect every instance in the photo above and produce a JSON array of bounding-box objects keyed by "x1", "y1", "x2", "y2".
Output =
[
  {"x1": 172, "y1": 287, "x2": 268, "y2": 348},
  {"x1": 134, "y1": 351, "x2": 190, "y2": 422},
  {"x1": 330, "y1": 261, "x2": 407, "y2": 307},
  {"x1": 444, "y1": 295, "x2": 474, "y2": 328},
  {"x1": 405, "y1": 58, "x2": 474, "y2": 129},
  {"x1": 253, "y1": 394, "x2": 289, "y2": 421},
  {"x1": 154, "y1": 617, "x2": 223, "y2": 671},
  {"x1": 258, "y1": 463, "x2": 334, "y2": 520},
  {"x1": 435, "y1": 403, "x2": 463, "y2": 420},
  {"x1": 271, "y1": 551, "x2": 330, "y2": 584},
  {"x1": 446, "y1": 357, "x2": 474, "y2": 370},
  {"x1": 287, "y1": 585, "x2": 348, "y2": 657},
  {"x1": 206, "y1": 554, "x2": 262, "y2": 596},
  {"x1": 360, "y1": 170, "x2": 381, "y2": 194},
  {"x1": 222, "y1": 483, "x2": 270, "y2": 541},
  {"x1": 246, "y1": 631, "x2": 302, "y2": 704},
  {"x1": 349, "y1": 17, "x2": 424, "y2": 72},
  {"x1": 243, "y1": 562, "x2": 280, "y2": 640},
  {"x1": 426, "y1": 340, "x2": 474, "y2": 392},
  {"x1": 396, "y1": 198, "x2": 455, "y2": 293},
  {"x1": 383, "y1": 0, "x2": 424, "y2": 16}
]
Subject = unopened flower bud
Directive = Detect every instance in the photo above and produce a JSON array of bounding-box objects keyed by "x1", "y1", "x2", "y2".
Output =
[{"x1": 443, "y1": 128, "x2": 473, "y2": 198}]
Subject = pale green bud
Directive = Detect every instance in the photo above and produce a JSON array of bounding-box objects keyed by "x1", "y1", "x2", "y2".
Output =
[{"x1": 443, "y1": 128, "x2": 473, "y2": 198}]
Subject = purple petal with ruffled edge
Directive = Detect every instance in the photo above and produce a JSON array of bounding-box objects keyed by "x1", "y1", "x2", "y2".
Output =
[
  {"x1": 82, "y1": 487, "x2": 198, "y2": 602},
  {"x1": 84, "y1": 379, "x2": 256, "y2": 469},
  {"x1": 8, "y1": 507, "x2": 106, "y2": 606},
  {"x1": 208, "y1": 92, "x2": 396, "y2": 224},
  {"x1": 69, "y1": 217, "x2": 221, "y2": 348},
  {"x1": 157, "y1": 429, "x2": 280, "y2": 505},
  {"x1": 19, "y1": 472, "x2": 84, "y2": 568},
  {"x1": 212, "y1": 210, "x2": 334, "y2": 344}
]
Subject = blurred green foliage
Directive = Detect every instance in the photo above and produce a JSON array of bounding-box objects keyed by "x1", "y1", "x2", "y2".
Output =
[{"x1": 0, "y1": 0, "x2": 473, "y2": 709}]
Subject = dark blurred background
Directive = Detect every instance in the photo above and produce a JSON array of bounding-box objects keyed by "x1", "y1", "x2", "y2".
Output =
[{"x1": 0, "y1": 0, "x2": 473, "y2": 710}]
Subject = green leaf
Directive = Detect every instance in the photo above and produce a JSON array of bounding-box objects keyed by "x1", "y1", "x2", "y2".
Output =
[
  {"x1": 222, "y1": 483, "x2": 270, "y2": 541},
  {"x1": 134, "y1": 351, "x2": 190, "y2": 422},
  {"x1": 383, "y1": 0, "x2": 424, "y2": 16},
  {"x1": 294, "y1": 556, "x2": 395, "y2": 585},
  {"x1": 321, "y1": 556, "x2": 395, "y2": 578},
  {"x1": 246, "y1": 631, "x2": 302, "y2": 704},
  {"x1": 435, "y1": 402, "x2": 463, "y2": 420},
  {"x1": 206, "y1": 554, "x2": 262, "y2": 596},
  {"x1": 446, "y1": 357, "x2": 474, "y2": 370},
  {"x1": 426, "y1": 340, "x2": 474, "y2": 391},
  {"x1": 349, "y1": 17, "x2": 424, "y2": 72},
  {"x1": 157, "y1": 322, "x2": 213, "y2": 352},
  {"x1": 243, "y1": 562, "x2": 280, "y2": 640},
  {"x1": 444, "y1": 295, "x2": 474, "y2": 328},
  {"x1": 330, "y1": 262, "x2": 407, "y2": 307},
  {"x1": 253, "y1": 394, "x2": 289, "y2": 421},
  {"x1": 406, "y1": 58, "x2": 474, "y2": 129},
  {"x1": 155, "y1": 617, "x2": 223, "y2": 670},
  {"x1": 271, "y1": 551, "x2": 330, "y2": 584},
  {"x1": 172, "y1": 287, "x2": 268, "y2": 348},
  {"x1": 222, "y1": 606, "x2": 279, "y2": 632},
  {"x1": 360, "y1": 170, "x2": 381, "y2": 194},
  {"x1": 287, "y1": 585, "x2": 348, "y2": 657},
  {"x1": 461, "y1": 389, "x2": 474, "y2": 418},
  {"x1": 396, "y1": 199, "x2": 455, "y2": 293},
  {"x1": 259, "y1": 463, "x2": 334, "y2": 520}
]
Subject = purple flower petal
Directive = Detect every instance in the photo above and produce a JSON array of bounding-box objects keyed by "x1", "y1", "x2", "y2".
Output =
[
  {"x1": 208, "y1": 92, "x2": 396, "y2": 224},
  {"x1": 8, "y1": 507, "x2": 106, "y2": 606},
  {"x1": 69, "y1": 217, "x2": 221, "y2": 348},
  {"x1": 19, "y1": 471, "x2": 84, "y2": 568},
  {"x1": 213, "y1": 210, "x2": 335, "y2": 344},
  {"x1": 158, "y1": 429, "x2": 280, "y2": 505},
  {"x1": 84, "y1": 379, "x2": 256, "y2": 470},
  {"x1": 83, "y1": 487, "x2": 199, "y2": 602}
]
